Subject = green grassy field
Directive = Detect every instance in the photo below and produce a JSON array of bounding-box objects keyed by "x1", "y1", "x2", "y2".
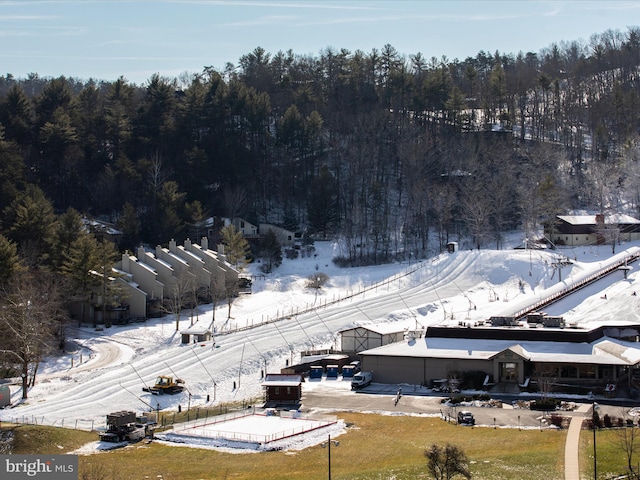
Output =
[
  {"x1": 580, "y1": 426, "x2": 639, "y2": 480},
  {"x1": 1, "y1": 412, "x2": 565, "y2": 480},
  {"x1": 2, "y1": 422, "x2": 95, "y2": 454},
  {"x1": 4, "y1": 412, "x2": 638, "y2": 480}
]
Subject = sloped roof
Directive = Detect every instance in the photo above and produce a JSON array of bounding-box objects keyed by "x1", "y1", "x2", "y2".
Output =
[
  {"x1": 558, "y1": 214, "x2": 640, "y2": 226},
  {"x1": 263, "y1": 374, "x2": 302, "y2": 387},
  {"x1": 359, "y1": 336, "x2": 640, "y2": 366},
  {"x1": 340, "y1": 323, "x2": 407, "y2": 336},
  {"x1": 180, "y1": 322, "x2": 211, "y2": 335}
]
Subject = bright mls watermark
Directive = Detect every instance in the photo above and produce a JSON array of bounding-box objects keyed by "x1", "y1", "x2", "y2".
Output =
[{"x1": 1, "y1": 455, "x2": 78, "y2": 479}]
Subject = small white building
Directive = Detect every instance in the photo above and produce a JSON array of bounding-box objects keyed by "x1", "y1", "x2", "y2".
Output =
[{"x1": 181, "y1": 322, "x2": 212, "y2": 344}]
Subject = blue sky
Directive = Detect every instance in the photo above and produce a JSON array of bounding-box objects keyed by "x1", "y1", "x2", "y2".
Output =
[{"x1": 1, "y1": 0, "x2": 639, "y2": 85}]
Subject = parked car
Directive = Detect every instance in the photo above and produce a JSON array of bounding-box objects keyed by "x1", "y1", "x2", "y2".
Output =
[
  {"x1": 457, "y1": 410, "x2": 475, "y2": 425},
  {"x1": 238, "y1": 277, "x2": 252, "y2": 293}
]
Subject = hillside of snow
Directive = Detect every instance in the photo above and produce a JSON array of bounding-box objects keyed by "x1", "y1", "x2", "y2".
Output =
[{"x1": 3, "y1": 238, "x2": 639, "y2": 431}]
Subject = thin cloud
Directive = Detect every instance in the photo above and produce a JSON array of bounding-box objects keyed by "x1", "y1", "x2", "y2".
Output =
[
  {"x1": 0, "y1": 25, "x2": 86, "y2": 35},
  {"x1": 161, "y1": 0, "x2": 389, "y2": 12},
  {"x1": 0, "y1": 15, "x2": 58, "y2": 20},
  {"x1": 223, "y1": 15, "x2": 297, "y2": 28},
  {"x1": 542, "y1": 6, "x2": 562, "y2": 17},
  {"x1": 290, "y1": 11, "x2": 536, "y2": 29},
  {"x1": 0, "y1": 53, "x2": 206, "y2": 61}
]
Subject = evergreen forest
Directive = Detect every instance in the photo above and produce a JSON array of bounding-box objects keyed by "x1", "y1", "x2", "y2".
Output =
[{"x1": 2, "y1": 27, "x2": 640, "y2": 269}]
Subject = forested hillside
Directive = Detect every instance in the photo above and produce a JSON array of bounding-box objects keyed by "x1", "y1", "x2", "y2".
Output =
[{"x1": 1, "y1": 27, "x2": 640, "y2": 266}]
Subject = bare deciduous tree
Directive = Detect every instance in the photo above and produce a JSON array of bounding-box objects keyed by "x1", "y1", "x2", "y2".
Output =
[
  {"x1": 163, "y1": 269, "x2": 195, "y2": 332},
  {"x1": 222, "y1": 186, "x2": 247, "y2": 221},
  {"x1": 614, "y1": 408, "x2": 640, "y2": 479},
  {"x1": 425, "y1": 443, "x2": 472, "y2": 480},
  {"x1": 0, "y1": 272, "x2": 67, "y2": 399},
  {"x1": 533, "y1": 367, "x2": 558, "y2": 402}
]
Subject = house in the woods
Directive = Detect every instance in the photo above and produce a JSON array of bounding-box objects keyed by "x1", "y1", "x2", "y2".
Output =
[
  {"x1": 259, "y1": 223, "x2": 296, "y2": 247},
  {"x1": 548, "y1": 213, "x2": 640, "y2": 247},
  {"x1": 232, "y1": 218, "x2": 260, "y2": 241},
  {"x1": 204, "y1": 216, "x2": 296, "y2": 248}
]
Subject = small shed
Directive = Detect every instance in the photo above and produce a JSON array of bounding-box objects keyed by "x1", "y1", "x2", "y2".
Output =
[
  {"x1": 0, "y1": 385, "x2": 10, "y2": 407},
  {"x1": 263, "y1": 374, "x2": 303, "y2": 408},
  {"x1": 180, "y1": 322, "x2": 212, "y2": 344},
  {"x1": 309, "y1": 366, "x2": 324, "y2": 378}
]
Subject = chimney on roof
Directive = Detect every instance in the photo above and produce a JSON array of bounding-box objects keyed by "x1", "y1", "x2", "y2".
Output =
[{"x1": 596, "y1": 213, "x2": 605, "y2": 224}]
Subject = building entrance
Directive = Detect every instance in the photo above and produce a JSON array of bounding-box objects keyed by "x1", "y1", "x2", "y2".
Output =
[{"x1": 500, "y1": 362, "x2": 518, "y2": 382}]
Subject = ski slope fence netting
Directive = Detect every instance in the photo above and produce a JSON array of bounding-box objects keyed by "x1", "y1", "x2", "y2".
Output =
[
  {"x1": 215, "y1": 258, "x2": 434, "y2": 335},
  {"x1": 0, "y1": 414, "x2": 96, "y2": 431}
]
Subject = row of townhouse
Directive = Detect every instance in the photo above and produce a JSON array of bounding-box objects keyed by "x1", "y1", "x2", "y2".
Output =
[
  {"x1": 109, "y1": 237, "x2": 240, "y2": 323},
  {"x1": 77, "y1": 216, "x2": 296, "y2": 326}
]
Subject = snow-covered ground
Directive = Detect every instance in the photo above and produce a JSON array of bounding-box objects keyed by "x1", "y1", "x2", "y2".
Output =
[{"x1": 3, "y1": 236, "x2": 640, "y2": 452}]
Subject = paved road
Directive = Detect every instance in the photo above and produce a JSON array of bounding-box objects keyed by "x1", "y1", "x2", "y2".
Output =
[
  {"x1": 302, "y1": 381, "x2": 638, "y2": 480},
  {"x1": 303, "y1": 383, "x2": 563, "y2": 428}
]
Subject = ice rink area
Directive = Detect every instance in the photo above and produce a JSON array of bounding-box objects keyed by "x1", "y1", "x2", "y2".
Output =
[{"x1": 164, "y1": 409, "x2": 337, "y2": 449}]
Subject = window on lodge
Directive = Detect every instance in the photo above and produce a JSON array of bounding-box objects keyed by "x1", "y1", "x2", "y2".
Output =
[
  {"x1": 537, "y1": 365, "x2": 597, "y2": 379},
  {"x1": 559, "y1": 366, "x2": 578, "y2": 378},
  {"x1": 599, "y1": 366, "x2": 614, "y2": 380},
  {"x1": 536, "y1": 366, "x2": 558, "y2": 378}
]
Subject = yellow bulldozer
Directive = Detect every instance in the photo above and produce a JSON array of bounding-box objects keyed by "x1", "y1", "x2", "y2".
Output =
[{"x1": 142, "y1": 375, "x2": 185, "y2": 395}]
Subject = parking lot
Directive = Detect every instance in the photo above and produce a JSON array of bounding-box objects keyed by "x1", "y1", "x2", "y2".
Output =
[{"x1": 301, "y1": 379, "x2": 633, "y2": 429}]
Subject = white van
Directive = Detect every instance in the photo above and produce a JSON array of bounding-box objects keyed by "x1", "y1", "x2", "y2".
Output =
[{"x1": 351, "y1": 371, "x2": 372, "y2": 389}]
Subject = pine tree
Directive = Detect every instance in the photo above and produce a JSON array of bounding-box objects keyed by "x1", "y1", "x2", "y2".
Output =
[
  {"x1": 50, "y1": 207, "x2": 84, "y2": 270},
  {"x1": 220, "y1": 224, "x2": 250, "y2": 270},
  {"x1": 307, "y1": 166, "x2": 339, "y2": 237},
  {"x1": 259, "y1": 229, "x2": 282, "y2": 274},
  {"x1": 60, "y1": 233, "x2": 102, "y2": 325},
  {"x1": 0, "y1": 234, "x2": 22, "y2": 285},
  {"x1": 4, "y1": 185, "x2": 56, "y2": 267}
]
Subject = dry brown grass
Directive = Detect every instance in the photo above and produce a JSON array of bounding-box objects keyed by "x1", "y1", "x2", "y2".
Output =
[{"x1": 73, "y1": 412, "x2": 566, "y2": 480}]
